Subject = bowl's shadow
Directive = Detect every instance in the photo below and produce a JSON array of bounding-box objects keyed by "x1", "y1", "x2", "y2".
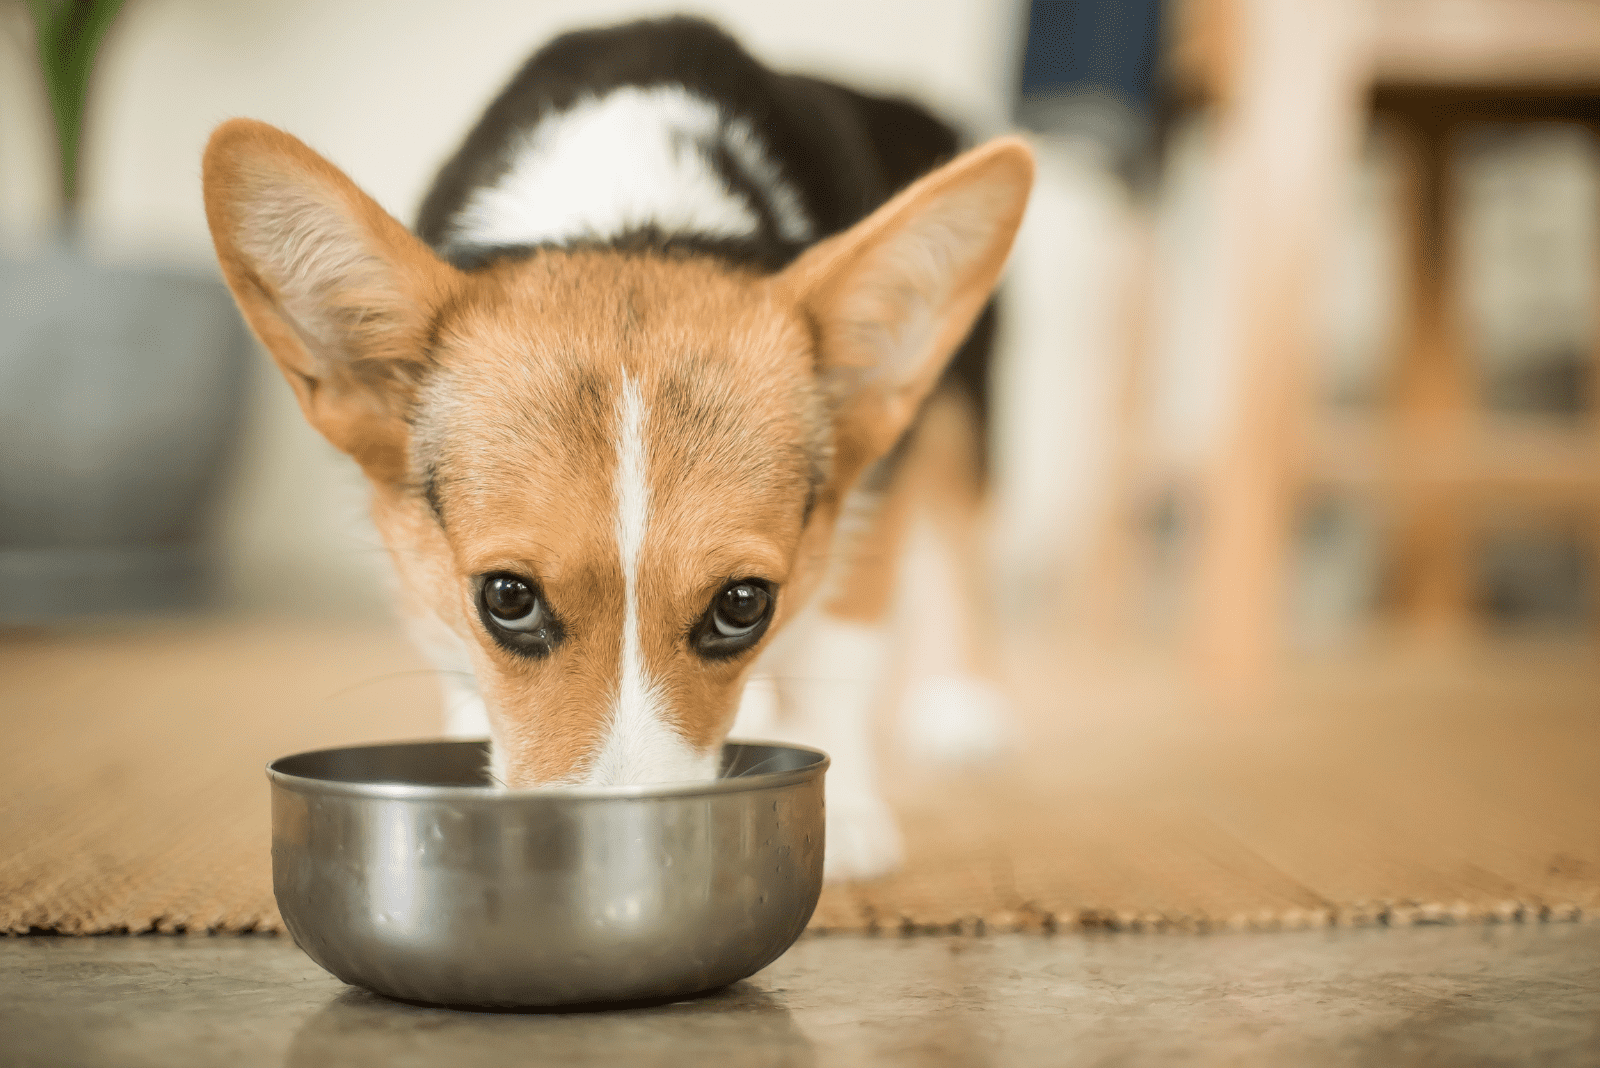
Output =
[{"x1": 285, "y1": 981, "x2": 816, "y2": 1067}]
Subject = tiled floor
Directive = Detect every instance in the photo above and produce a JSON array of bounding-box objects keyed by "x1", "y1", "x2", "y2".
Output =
[{"x1": 3, "y1": 921, "x2": 1596, "y2": 1067}]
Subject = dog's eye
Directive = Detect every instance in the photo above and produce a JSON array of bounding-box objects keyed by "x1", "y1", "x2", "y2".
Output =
[
  {"x1": 714, "y1": 583, "x2": 771, "y2": 635},
  {"x1": 485, "y1": 575, "x2": 538, "y2": 625},
  {"x1": 477, "y1": 572, "x2": 563, "y2": 657},
  {"x1": 693, "y1": 579, "x2": 775, "y2": 660}
]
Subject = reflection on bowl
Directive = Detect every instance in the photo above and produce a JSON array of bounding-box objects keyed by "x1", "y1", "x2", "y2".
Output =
[{"x1": 268, "y1": 740, "x2": 827, "y2": 1009}]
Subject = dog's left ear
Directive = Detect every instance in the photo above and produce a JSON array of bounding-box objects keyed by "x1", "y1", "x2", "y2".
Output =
[{"x1": 777, "y1": 135, "x2": 1034, "y2": 479}]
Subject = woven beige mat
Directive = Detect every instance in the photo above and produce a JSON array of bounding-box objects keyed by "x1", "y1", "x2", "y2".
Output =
[{"x1": 2, "y1": 619, "x2": 1596, "y2": 935}]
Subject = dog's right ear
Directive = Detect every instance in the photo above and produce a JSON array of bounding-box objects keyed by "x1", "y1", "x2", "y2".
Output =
[{"x1": 203, "y1": 119, "x2": 460, "y2": 483}]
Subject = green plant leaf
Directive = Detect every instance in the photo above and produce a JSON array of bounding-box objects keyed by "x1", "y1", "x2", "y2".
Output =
[{"x1": 27, "y1": 0, "x2": 127, "y2": 216}]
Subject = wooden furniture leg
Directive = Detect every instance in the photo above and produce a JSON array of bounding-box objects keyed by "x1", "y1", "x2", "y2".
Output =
[
  {"x1": 1190, "y1": 0, "x2": 1373, "y2": 696},
  {"x1": 1387, "y1": 109, "x2": 1475, "y2": 640}
]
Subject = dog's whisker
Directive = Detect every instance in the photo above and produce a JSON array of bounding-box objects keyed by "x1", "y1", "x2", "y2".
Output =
[
  {"x1": 723, "y1": 754, "x2": 787, "y2": 778},
  {"x1": 321, "y1": 668, "x2": 479, "y2": 703},
  {"x1": 755, "y1": 674, "x2": 879, "y2": 686}
]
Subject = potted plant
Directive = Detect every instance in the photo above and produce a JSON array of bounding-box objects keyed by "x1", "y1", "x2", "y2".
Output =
[{"x1": 1, "y1": 0, "x2": 249, "y2": 621}]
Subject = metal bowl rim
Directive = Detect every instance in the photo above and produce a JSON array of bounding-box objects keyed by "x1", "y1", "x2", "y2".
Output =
[{"x1": 266, "y1": 737, "x2": 829, "y2": 802}]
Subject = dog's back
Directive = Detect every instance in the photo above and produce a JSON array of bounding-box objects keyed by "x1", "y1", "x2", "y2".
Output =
[
  {"x1": 415, "y1": 16, "x2": 993, "y2": 473},
  {"x1": 417, "y1": 18, "x2": 958, "y2": 269}
]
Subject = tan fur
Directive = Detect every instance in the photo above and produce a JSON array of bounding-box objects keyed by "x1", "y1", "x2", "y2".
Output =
[{"x1": 203, "y1": 117, "x2": 1033, "y2": 787}]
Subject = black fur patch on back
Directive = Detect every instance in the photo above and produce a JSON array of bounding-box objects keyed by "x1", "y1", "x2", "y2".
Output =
[
  {"x1": 415, "y1": 17, "x2": 959, "y2": 272},
  {"x1": 415, "y1": 16, "x2": 996, "y2": 478}
]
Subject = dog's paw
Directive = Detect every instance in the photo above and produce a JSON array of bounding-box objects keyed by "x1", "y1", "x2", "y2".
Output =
[
  {"x1": 823, "y1": 791, "x2": 903, "y2": 882},
  {"x1": 899, "y1": 674, "x2": 1013, "y2": 765}
]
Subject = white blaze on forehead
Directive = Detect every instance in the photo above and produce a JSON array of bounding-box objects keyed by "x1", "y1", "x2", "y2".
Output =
[
  {"x1": 587, "y1": 374, "x2": 719, "y2": 786},
  {"x1": 444, "y1": 85, "x2": 813, "y2": 255}
]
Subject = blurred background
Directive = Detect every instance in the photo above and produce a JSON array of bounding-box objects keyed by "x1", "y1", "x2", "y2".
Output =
[{"x1": 5, "y1": 0, "x2": 1600, "y2": 687}]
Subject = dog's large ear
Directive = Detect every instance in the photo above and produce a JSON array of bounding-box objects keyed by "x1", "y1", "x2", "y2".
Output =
[
  {"x1": 777, "y1": 136, "x2": 1033, "y2": 480},
  {"x1": 203, "y1": 119, "x2": 460, "y2": 483}
]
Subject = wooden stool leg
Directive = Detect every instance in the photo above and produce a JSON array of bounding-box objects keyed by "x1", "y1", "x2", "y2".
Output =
[
  {"x1": 1190, "y1": 0, "x2": 1373, "y2": 697},
  {"x1": 1078, "y1": 219, "x2": 1156, "y2": 644},
  {"x1": 1588, "y1": 135, "x2": 1600, "y2": 642},
  {"x1": 1389, "y1": 112, "x2": 1475, "y2": 640}
]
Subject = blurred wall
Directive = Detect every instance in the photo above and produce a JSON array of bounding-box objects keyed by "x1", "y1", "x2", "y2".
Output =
[{"x1": 0, "y1": 0, "x2": 1027, "y2": 615}]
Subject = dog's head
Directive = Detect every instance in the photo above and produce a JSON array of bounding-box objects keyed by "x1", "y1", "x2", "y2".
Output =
[{"x1": 203, "y1": 119, "x2": 1032, "y2": 786}]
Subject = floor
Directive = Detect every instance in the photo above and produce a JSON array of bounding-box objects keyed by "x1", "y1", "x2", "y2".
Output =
[{"x1": 3, "y1": 923, "x2": 1596, "y2": 1067}]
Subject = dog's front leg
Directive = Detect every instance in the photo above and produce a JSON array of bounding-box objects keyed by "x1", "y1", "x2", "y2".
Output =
[{"x1": 738, "y1": 606, "x2": 902, "y2": 882}]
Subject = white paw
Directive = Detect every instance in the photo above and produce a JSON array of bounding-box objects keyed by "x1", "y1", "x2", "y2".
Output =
[
  {"x1": 899, "y1": 674, "x2": 1013, "y2": 765},
  {"x1": 824, "y1": 791, "x2": 903, "y2": 882}
]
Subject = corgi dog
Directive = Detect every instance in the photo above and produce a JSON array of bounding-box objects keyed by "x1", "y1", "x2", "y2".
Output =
[{"x1": 202, "y1": 18, "x2": 1031, "y2": 880}]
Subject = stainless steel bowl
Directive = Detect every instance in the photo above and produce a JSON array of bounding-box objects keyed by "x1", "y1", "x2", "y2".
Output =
[{"x1": 267, "y1": 740, "x2": 827, "y2": 1009}]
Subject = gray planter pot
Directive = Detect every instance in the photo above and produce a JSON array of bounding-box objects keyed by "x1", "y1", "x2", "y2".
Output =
[{"x1": 0, "y1": 241, "x2": 250, "y2": 621}]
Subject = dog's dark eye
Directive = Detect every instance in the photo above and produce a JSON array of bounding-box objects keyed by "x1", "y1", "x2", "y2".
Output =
[
  {"x1": 477, "y1": 572, "x2": 563, "y2": 658},
  {"x1": 715, "y1": 583, "x2": 770, "y2": 634},
  {"x1": 692, "y1": 580, "x2": 775, "y2": 660}
]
